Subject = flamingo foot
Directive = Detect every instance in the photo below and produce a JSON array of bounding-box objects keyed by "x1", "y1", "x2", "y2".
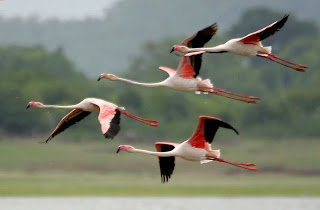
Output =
[
  {"x1": 295, "y1": 64, "x2": 308, "y2": 69},
  {"x1": 238, "y1": 163, "x2": 256, "y2": 167},
  {"x1": 268, "y1": 53, "x2": 308, "y2": 69},
  {"x1": 210, "y1": 157, "x2": 258, "y2": 171},
  {"x1": 208, "y1": 91, "x2": 258, "y2": 104},
  {"x1": 213, "y1": 88, "x2": 260, "y2": 100},
  {"x1": 121, "y1": 111, "x2": 158, "y2": 127},
  {"x1": 260, "y1": 54, "x2": 308, "y2": 72}
]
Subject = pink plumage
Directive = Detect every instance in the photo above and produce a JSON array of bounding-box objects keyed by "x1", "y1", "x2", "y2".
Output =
[
  {"x1": 171, "y1": 15, "x2": 308, "y2": 72},
  {"x1": 117, "y1": 116, "x2": 257, "y2": 183},
  {"x1": 27, "y1": 98, "x2": 158, "y2": 143}
]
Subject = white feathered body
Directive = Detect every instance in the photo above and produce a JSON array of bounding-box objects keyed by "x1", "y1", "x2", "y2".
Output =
[
  {"x1": 164, "y1": 74, "x2": 213, "y2": 93},
  {"x1": 208, "y1": 39, "x2": 272, "y2": 57},
  {"x1": 172, "y1": 141, "x2": 220, "y2": 162}
]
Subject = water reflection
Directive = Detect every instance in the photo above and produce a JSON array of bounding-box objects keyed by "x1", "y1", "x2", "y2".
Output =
[{"x1": 1, "y1": 196, "x2": 319, "y2": 210}]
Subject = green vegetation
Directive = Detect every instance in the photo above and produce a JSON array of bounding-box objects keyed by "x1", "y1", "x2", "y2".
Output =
[
  {"x1": 0, "y1": 2, "x2": 319, "y2": 75},
  {"x1": 1, "y1": 172, "x2": 319, "y2": 196},
  {"x1": 0, "y1": 138, "x2": 319, "y2": 196},
  {"x1": 0, "y1": 7, "x2": 319, "y2": 196},
  {"x1": 1, "y1": 9, "x2": 320, "y2": 139}
]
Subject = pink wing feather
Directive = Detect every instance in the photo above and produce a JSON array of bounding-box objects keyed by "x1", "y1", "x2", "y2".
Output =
[
  {"x1": 158, "y1": 66, "x2": 176, "y2": 77},
  {"x1": 175, "y1": 56, "x2": 195, "y2": 79},
  {"x1": 90, "y1": 100, "x2": 119, "y2": 138},
  {"x1": 239, "y1": 24, "x2": 276, "y2": 44},
  {"x1": 187, "y1": 116, "x2": 238, "y2": 149},
  {"x1": 240, "y1": 15, "x2": 289, "y2": 44},
  {"x1": 159, "y1": 56, "x2": 195, "y2": 79}
]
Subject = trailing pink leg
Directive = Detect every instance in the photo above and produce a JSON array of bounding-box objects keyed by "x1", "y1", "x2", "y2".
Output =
[
  {"x1": 258, "y1": 55, "x2": 306, "y2": 72},
  {"x1": 209, "y1": 157, "x2": 258, "y2": 171},
  {"x1": 268, "y1": 53, "x2": 308, "y2": 69},
  {"x1": 121, "y1": 111, "x2": 158, "y2": 127},
  {"x1": 208, "y1": 91, "x2": 257, "y2": 104},
  {"x1": 213, "y1": 88, "x2": 260, "y2": 100}
]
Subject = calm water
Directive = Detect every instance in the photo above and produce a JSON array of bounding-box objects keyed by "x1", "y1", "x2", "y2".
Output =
[{"x1": 0, "y1": 197, "x2": 319, "y2": 210}]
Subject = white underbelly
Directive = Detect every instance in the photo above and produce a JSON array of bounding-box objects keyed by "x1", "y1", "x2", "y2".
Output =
[
  {"x1": 166, "y1": 76, "x2": 199, "y2": 92},
  {"x1": 175, "y1": 142, "x2": 208, "y2": 162},
  {"x1": 227, "y1": 40, "x2": 262, "y2": 57}
]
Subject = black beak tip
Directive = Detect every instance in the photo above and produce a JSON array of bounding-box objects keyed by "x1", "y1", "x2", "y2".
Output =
[
  {"x1": 170, "y1": 48, "x2": 174, "y2": 53},
  {"x1": 97, "y1": 77, "x2": 101, "y2": 81},
  {"x1": 116, "y1": 147, "x2": 120, "y2": 153},
  {"x1": 26, "y1": 105, "x2": 30, "y2": 109}
]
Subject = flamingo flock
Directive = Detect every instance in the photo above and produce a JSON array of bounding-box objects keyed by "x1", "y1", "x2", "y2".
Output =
[
  {"x1": 27, "y1": 14, "x2": 307, "y2": 183},
  {"x1": 171, "y1": 15, "x2": 308, "y2": 72}
]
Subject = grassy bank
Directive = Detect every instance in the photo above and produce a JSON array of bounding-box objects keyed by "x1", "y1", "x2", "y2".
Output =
[
  {"x1": 0, "y1": 138, "x2": 319, "y2": 196},
  {"x1": 1, "y1": 172, "x2": 319, "y2": 196}
]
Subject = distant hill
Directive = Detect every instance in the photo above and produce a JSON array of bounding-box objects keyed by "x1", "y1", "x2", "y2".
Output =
[{"x1": 0, "y1": 0, "x2": 319, "y2": 76}]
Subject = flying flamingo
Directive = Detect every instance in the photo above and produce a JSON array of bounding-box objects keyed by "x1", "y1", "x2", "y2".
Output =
[
  {"x1": 98, "y1": 24, "x2": 259, "y2": 103},
  {"x1": 171, "y1": 14, "x2": 308, "y2": 72},
  {"x1": 26, "y1": 98, "x2": 158, "y2": 143},
  {"x1": 117, "y1": 116, "x2": 258, "y2": 183}
]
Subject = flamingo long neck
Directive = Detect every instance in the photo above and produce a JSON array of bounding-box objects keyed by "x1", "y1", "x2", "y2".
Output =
[
  {"x1": 132, "y1": 148, "x2": 175, "y2": 157},
  {"x1": 189, "y1": 44, "x2": 227, "y2": 53},
  {"x1": 115, "y1": 77, "x2": 165, "y2": 88},
  {"x1": 41, "y1": 104, "x2": 80, "y2": 110}
]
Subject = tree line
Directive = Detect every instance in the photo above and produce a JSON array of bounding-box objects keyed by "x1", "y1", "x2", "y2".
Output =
[{"x1": 0, "y1": 9, "x2": 319, "y2": 141}]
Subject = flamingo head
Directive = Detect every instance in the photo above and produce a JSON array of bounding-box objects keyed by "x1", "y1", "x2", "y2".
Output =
[
  {"x1": 116, "y1": 145, "x2": 135, "y2": 153},
  {"x1": 170, "y1": 45, "x2": 189, "y2": 56},
  {"x1": 26, "y1": 101, "x2": 44, "y2": 109},
  {"x1": 98, "y1": 73, "x2": 118, "y2": 81}
]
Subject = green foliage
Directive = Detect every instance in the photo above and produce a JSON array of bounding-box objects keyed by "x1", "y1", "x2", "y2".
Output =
[
  {"x1": 0, "y1": 2, "x2": 320, "y2": 76},
  {"x1": 0, "y1": 8, "x2": 319, "y2": 140},
  {"x1": 1, "y1": 139, "x2": 320, "y2": 195},
  {"x1": 0, "y1": 46, "x2": 93, "y2": 136}
]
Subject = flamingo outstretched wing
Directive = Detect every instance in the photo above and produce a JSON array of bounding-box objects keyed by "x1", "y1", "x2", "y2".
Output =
[
  {"x1": 179, "y1": 23, "x2": 217, "y2": 78},
  {"x1": 160, "y1": 56, "x2": 196, "y2": 79},
  {"x1": 90, "y1": 100, "x2": 121, "y2": 139},
  {"x1": 181, "y1": 23, "x2": 217, "y2": 48},
  {"x1": 187, "y1": 116, "x2": 239, "y2": 148},
  {"x1": 158, "y1": 66, "x2": 176, "y2": 77},
  {"x1": 175, "y1": 56, "x2": 196, "y2": 78},
  {"x1": 155, "y1": 142, "x2": 179, "y2": 183},
  {"x1": 45, "y1": 109, "x2": 91, "y2": 143},
  {"x1": 240, "y1": 14, "x2": 289, "y2": 44}
]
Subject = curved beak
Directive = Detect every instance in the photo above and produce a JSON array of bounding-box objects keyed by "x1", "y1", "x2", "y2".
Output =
[
  {"x1": 26, "y1": 104, "x2": 30, "y2": 109},
  {"x1": 116, "y1": 147, "x2": 121, "y2": 153},
  {"x1": 97, "y1": 75, "x2": 102, "y2": 81},
  {"x1": 170, "y1": 48, "x2": 174, "y2": 53}
]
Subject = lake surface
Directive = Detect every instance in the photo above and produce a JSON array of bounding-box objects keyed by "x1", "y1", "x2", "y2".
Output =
[{"x1": 0, "y1": 196, "x2": 319, "y2": 210}]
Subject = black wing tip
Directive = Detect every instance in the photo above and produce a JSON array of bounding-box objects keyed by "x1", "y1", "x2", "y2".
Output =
[
  {"x1": 219, "y1": 120, "x2": 239, "y2": 135},
  {"x1": 104, "y1": 132, "x2": 114, "y2": 139},
  {"x1": 280, "y1": 14, "x2": 289, "y2": 23},
  {"x1": 233, "y1": 127, "x2": 240, "y2": 135},
  {"x1": 103, "y1": 110, "x2": 121, "y2": 139},
  {"x1": 161, "y1": 174, "x2": 171, "y2": 183},
  {"x1": 206, "y1": 22, "x2": 218, "y2": 35},
  {"x1": 40, "y1": 136, "x2": 52, "y2": 144},
  {"x1": 209, "y1": 22, "x2": 218, "y2": 30},
  {"x1": 203, "y1": 118, "x2": 239, "y2": 143}
]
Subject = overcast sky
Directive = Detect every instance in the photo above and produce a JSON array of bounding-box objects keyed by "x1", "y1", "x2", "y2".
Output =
[{"x1": 0, "y1": 0, "x2": 118, "y2": 20}]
